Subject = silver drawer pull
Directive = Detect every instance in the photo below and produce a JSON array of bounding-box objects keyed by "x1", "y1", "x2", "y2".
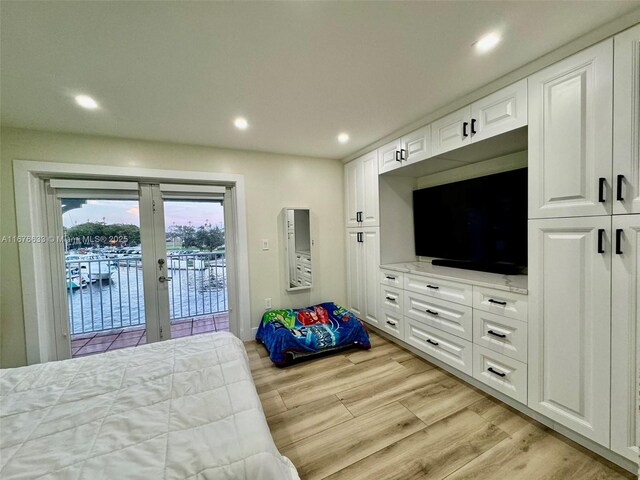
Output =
[
  {"x1": 385, "y1": 296, "x2": 396, "y2": 302},
  {"x1": 426, "y1": 309, "x2": 439, "y2": 316},
  {"x1": 487, "y1": 367, "x2": 506, "y2": 378}
]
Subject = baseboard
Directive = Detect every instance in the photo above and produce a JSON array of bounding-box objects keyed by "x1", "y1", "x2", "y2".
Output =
[{"x1": 369, "y1": 326, "x2": 639, "y2": 476}]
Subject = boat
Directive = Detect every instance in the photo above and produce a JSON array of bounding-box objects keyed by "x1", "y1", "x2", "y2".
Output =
[
  {"x1": 66, "y1": 267, "x2": 89, "y2": 289},
  {"x1": 66, "y1": 254, "x2": 116, "y2": 282}
]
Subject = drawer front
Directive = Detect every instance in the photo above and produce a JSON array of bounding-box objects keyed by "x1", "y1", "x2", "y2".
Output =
[
  {"x1": 380, "y1": 269, "x2": 403, "y2": 288},
  {"x1": 403, "y1": 291, "x2": 472, "y2": 341},
  {"x1": 473, "y1": 345, "x2": 527, "y2": 404},
  {"x1": 380, "y1": 309, "x2": 403, "y2": 340},
  {"x1": 380, "y1": 285, "x2": 403, "y2": 314},
  {"x1": 473, "y1": 310, "x2": 527, "y2": 363},
  {"x1": 405, "y1": 319, "x2": 473, "y2": 375},
  {"x1": 404, "y1": 273, "x2": 472, "y2": 306},
  {"x1": 473, "y1": 286, "x2": 528, "y2": 322}
]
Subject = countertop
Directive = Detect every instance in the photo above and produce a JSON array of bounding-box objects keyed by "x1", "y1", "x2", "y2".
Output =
[{"x1": 380, "y1": 261, "x2": 528, "y2": 294}]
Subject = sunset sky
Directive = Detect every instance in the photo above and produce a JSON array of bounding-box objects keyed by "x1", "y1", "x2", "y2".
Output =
[{"x1": 62, "y1": 199, "x2": 224, "y2": 229}]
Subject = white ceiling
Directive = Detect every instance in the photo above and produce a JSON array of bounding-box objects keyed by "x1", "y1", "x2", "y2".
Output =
[{"x1": 1, "y1": 1, "x2": 639, "y2": 159}]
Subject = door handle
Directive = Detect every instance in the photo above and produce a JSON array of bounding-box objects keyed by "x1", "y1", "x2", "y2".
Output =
[
  {"x1": 395, "y1": 151, "x2": 401, "y2": 162},
  {"x1": 462, "y1": 121, "x2": 469, "y2": 138},
  {"x1": 597, "y1": 229, "x2": 605, "y2": 254},
  {"x1": 616, "y1": 174, "x2": 625, "y2": 201},
  {"x1": 598, "y1": 177, "x2": 606, "y2": 203},
  {"x1": 401, "y1": 148, "x2": 407, "y2": 160},
  {"x1": 471, "y1": 118, "x2": 477, "y2": 135},
  {"x1": 158, "y1": 276, "x2": 172, "y2": 283},
  {"x1": 615, "y1": 228, "x2": 623, "y2": 255}
]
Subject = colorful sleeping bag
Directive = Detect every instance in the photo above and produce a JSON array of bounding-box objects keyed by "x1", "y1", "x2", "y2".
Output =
[{"x1": 256, "y1": 302, "x2": 371, "y2": 364}]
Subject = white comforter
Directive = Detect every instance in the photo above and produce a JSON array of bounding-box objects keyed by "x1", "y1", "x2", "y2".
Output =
[{"x1": 0, "y1": 332, "x2": 299, "y2": 479}]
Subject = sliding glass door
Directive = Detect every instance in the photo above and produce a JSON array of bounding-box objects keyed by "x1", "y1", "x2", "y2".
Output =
[{"x1": 49, "y1": 180, "x2": 228, "y2": 358}]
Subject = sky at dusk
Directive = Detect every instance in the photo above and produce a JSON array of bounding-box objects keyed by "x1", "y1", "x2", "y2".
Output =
[{"x1": 62, "y1": 199, "x2": 224, "y2": 229}]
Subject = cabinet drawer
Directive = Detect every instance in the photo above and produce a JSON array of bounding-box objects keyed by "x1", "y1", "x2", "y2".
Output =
[
  {"x1": 473, "y1": 286, "x2": 527, "y2": 322},
  {"x1": 380, "y1": 285, "x2": 403, "y2": 314},
  {"x1": 473, "y1": 345, "x2": 527, "y2": 404},
  {"x1": 405, "y1": 319, "x2": 473, "y2": 375},
  {"x1": 404, "y1": 273, "x2": 472, "y2": 306},
  {"x1": 473, "y1": 310, "x2": 527, "y2": 363},
  {"x1": 297, "y1": 254, "x2": 311, "y2": 266},
  {"x1": 380, "y1": 269, "x2": 403, "y2": 288},
  {"x1": 380, "y1": 309, "x2": 403, "y2": 340},
  {"x1": 404, "y1": 291, "x2": 472, "y2": 341}
]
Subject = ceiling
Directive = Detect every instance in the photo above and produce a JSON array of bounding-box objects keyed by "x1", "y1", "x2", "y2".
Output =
[{"x1": 1, "y1": 1, "x2": 639, "y2": 159}]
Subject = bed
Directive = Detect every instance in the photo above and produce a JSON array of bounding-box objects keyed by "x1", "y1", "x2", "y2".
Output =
[
  {"x1": 256, "y1": 302, "x2": 371, "y2": 365},
  {"x1": 0, "y1": 332, "x2": 299, "y2": 479}
]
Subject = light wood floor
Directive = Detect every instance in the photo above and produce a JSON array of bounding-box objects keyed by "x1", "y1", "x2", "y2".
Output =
[{"x1": 245, "y1": 332, "x2": 635, "y2": 480}]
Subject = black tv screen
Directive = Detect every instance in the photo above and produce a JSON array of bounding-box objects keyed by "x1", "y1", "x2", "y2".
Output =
[{"x1": 413, "y1": 168, "x2": 527, "y2": 274}]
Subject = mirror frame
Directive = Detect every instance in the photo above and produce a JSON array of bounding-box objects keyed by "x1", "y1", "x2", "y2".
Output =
[{"x1": 282, "y1": 207, "x2": 312, "y2": 292}]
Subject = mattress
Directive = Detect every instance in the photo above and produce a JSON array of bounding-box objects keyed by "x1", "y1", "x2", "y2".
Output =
[{"x1": 0, "y1": 332, "x2": 299, "y2": 480}]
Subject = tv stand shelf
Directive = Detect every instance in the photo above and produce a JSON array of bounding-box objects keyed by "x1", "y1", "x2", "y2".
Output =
[{"x1": 379, "y1": 261, "x2": 528, "y2": 294}]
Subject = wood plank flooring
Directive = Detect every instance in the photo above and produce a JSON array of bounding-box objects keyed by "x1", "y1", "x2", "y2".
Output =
[{"x1": 246, "y1": 332, "x2": 634, "y2": 480}]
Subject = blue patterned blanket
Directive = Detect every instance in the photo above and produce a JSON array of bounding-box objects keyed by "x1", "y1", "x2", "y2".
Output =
[{"x1": 255, "y1": 302, "x2": 371, "y2": 364}]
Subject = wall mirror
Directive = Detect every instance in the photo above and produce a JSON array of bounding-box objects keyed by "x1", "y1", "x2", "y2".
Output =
[{"x1": 283, "y1": 208, "x2": 312, "y2": 291}]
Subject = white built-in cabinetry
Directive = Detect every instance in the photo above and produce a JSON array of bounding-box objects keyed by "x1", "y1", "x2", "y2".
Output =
[
  {"x1": 379, "y1": 125, "x2": 431, "y2": 174},
  {"x1": 528, "y1": 25, "x2": 640, "y2": 458},
  {"x1": 345, "y1": 151, "x2": 380, "y2": 326},
  {"x1": 431, "y1": 79, "x2": 527, "y2": 156}
]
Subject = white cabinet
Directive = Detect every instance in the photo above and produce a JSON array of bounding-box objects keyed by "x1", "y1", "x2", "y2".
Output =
[
  {"x1": 344, "y1": 150, "x2": 379, "y2": 228},
  {"x1": 378, "y1": 125, "x2": 431, "y2": 174},
  {"x1": 528, "y1": 216, "x2": 612, "y2": 446},
  {"x1": 431, "y1": 106, "x2": 472, "y2": 156},
  {"x1": 610, "y1": 214, "x2": 640, "y2": 462},
  {"x1": 346, "y1": 227, "x2": 380, "y2": 326},
  {"x1": 528, "y1": 40, "x2": 614, "y2": 219},
  {"x1": 613, "y1": 24, "x2": 640, "y2": 215},
  {"x1": 431, "y1": 79, "x2": 527, "y2": 156},
  {"x1": 471, "y1": 79, "x2": 527, "y2": 142}
]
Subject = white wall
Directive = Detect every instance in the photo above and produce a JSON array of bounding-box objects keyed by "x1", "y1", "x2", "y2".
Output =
[{"x1": 0, "y1": 127, "x2": 346, "y2": 367}]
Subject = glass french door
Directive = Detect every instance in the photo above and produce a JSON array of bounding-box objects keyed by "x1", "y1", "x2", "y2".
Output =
[{"x1": 49, "y1": 180, "x2": 228, "y2": 359}]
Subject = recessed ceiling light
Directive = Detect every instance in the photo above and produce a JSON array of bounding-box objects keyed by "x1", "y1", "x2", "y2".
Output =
[
  {"x1": 337, "y1": 133, "x2": 350, "y2": 144},
  {"x1": 234, "y1": 117, "x2": 249, "y2": 130},
  {"x1": 75, "y1": 94, "x2": 99, "y2": 110},
  {"x1": 475, "y1": 32, "x2": 501, "y2": 53}
]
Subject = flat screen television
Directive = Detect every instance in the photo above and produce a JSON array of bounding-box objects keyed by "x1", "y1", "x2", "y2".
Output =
[{"x1": 413, "y1": 168, "x2": 527, "y2": 275}]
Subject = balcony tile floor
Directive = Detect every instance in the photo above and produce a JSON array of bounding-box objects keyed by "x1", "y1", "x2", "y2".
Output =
[{"x1": 71, "y1": 312, "x2": 229, "y2": 358}]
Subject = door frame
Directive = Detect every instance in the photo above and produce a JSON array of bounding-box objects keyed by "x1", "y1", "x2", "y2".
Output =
[{"x1": 13, "y1": 159, "x2": 251, "y2": 364}]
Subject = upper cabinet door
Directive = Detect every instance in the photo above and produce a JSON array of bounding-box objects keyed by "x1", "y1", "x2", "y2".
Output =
[
  {"x1": 610, "y1": 214, "x2": 640, "y2": 462},
  {"x1": 401, "y1": 124, "x2": 431, "y2": 166},
  {"x1": 528, "y1": 216, "x2": 612, "y2": 446},
  {"x1": 613, "y1": 24, "x2": 640, "y2": 215},
  {"x1": 528, "y1": 40, "x2": 613, "y2": 219},
  {"x1": 431, "y1": 106, "x2": 472, "y2": 156},
  {"x1": 378, "y1": 138, "x2": 402, "y2": 174},
  {"x1": 471, "y1": 79, "x2": 527, "y2": 143},
  {"x1": 344, "y1": 159, "x2": 362, "y2": 228},
  {"x1": 360, "y1": 150, "x2": 379, "y2": 227}
]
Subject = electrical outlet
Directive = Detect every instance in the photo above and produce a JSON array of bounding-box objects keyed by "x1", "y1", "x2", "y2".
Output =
[
  {"x1": 264, "y1": 297, "x2": 272, "y2": 309},
  {"x1": 262, "y1": 239, "x2": 269, "y2": 250}
]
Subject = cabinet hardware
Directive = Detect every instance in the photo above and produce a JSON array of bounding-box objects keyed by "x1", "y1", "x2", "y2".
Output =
[
  {"x1": 615, "y1": 228, "x2": 623, "y2": 255},
  {"x1": 616, "y1": 174, "x2": 625, "y2": 201},
  {"x1": 385, "y1": 275, "x2": 396, "y2": 280},
  {"x1": 597, "y1": 229, "x2": 605, "y2": 253},
  {"x1": 488, "y1": 299, "x2": 507, "y2": 306},
  {"x1": 426, "y1": 339, "x2": 439, "y2": 346},
  {"x1": 471, "y1": 118, "x2": 477, "y2": 135},
  {"x1": 385, "y1": 296, "x2": 396, "y2": 302},
  {"x1": 462, "y1": 122, "x2": 469, "y2": 138},
  {"x1": 488, "y1": 330, "x2": 507, "y2": 338},
  {"x1": 426, "y1": 284, "x2": 439, "y2": 290},
  {"x1": 426, "y1": 309, "x2": 439, "y2": 315},
  {"x1": 487, "y1": 367, "x2": 506, "y2": 377},
  {"x1": 356, "y1": 211, "x2": 362, "y2": 223},
  {"x1": 395, "y1": 151, "x2": 401, "y2": 162},
  {"x1": 401, "y1": 148, "x2": 407, "y2": 160},
  {"x1": 598, "y1": 177, "x2": 606, "y2": 203},
  {"x1": 386, "y1": 320, "x2": 397, "y2": 326}
]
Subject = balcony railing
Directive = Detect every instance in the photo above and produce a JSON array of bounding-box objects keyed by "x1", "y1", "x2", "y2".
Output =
[{"x1": 65, "y1": 252, "x2": 227, "y2": 335}]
